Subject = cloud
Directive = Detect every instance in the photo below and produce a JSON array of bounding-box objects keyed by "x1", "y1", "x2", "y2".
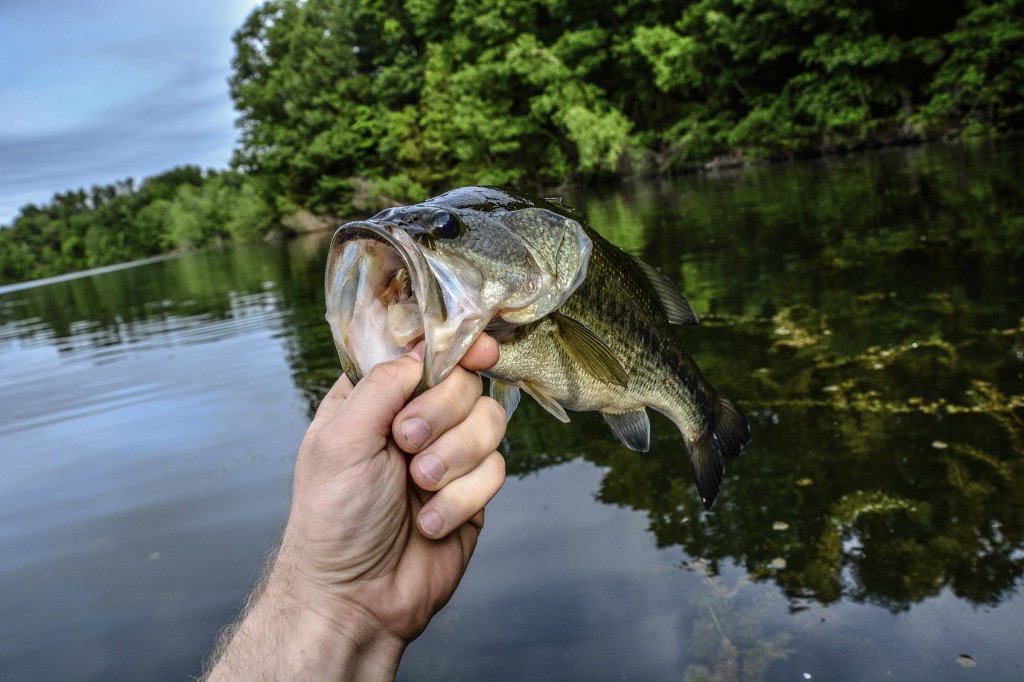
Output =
[
  {"x1": 0, "y1": 73, "x2": 237, "y2": 223},
  {"x1": 0, "y1": 0, "x2": 260, "y2": 226}
]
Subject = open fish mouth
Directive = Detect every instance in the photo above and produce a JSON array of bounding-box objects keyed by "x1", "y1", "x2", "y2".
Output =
[
  {"x1": 326, "y1": 222, "x2": 434, "y2": 385},
  {"x1": 325, "y1": 220, "x2": 483, "y2": 389}
]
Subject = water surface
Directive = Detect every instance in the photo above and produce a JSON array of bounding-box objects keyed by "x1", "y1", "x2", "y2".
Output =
[{"x1": 1, "y1": 141, "x2": 1022, "y2": 679}]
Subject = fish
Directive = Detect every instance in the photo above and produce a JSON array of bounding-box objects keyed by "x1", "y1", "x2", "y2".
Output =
[{"x1": 325, "y1": 186, "x2": 750, "y2": 509}]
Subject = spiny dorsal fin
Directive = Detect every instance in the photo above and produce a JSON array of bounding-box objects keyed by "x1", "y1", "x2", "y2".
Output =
[
  {"x1": 688, "y1": 393, "x2": 750, "y2": 510},
  {"x1": 489, "y1": 379, "x2": 521, "y2": 422},
  {"x1": 520, "y1": 379, "x2": 570, "y2": 422},
  {"x1": 602, "y1": 409, "x2": 651, "y2": 452},
  {"x1": 551, "y1": 313, "x2": 628, "y2": 387},
  {"x1": 631, "y1": 256, "x2": 700, "y2": 325}
]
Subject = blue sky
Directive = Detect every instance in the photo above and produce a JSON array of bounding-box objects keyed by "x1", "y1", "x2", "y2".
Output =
[{"x1": 0, "y1": 0, "x2": 263, "y2": 226}]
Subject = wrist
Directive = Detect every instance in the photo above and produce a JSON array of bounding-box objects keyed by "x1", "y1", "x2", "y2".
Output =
[{"x1": 206, "y1": 563, "x2": 405, "y2": 681}]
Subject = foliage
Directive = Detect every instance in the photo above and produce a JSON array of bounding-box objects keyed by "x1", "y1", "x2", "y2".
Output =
[
  {"x1": 0, "y1": 168, "x2": 277, "y2": 285},
  {"x1": 917, "y1": 0, "x2": 1024, "y2": 136},
  {"x1": 230, "y1": 0, "x2": 1024, "y2": 216}
]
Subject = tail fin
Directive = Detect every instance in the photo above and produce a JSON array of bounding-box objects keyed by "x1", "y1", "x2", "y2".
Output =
[{"x1": 689, "y1": 394, "x2": 750, "y2": 510}]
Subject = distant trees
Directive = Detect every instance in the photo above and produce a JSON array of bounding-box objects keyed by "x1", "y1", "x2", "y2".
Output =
[
  {"x1": 2, "y1": 0, "x2": 1022, "y2": 284},
  {"x1": 229, "y1": 0, "x2": 1024, "y2": 218},
  {"x1": 0, "y1": 168, "x2": 275, "y2": 284}
]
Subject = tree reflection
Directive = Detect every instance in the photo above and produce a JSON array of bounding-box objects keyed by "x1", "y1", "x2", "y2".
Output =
[{"x1": 555, "y1": 143, "x2": 1023, "y2": 613}]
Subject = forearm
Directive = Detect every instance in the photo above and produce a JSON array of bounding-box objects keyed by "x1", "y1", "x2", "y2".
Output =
[{"x1": 203, "y1": 569, "x2": 405, "y2": 682}]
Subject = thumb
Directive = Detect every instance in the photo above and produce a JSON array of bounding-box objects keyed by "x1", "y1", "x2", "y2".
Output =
[{"x1": 323, "y1": 346, "x2": 425, "y2": 453}]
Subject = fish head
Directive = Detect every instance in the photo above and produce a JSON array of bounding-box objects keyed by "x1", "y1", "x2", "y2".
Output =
[{"x1": 325, "y1": 186, "x2": 592, "y2": 388}]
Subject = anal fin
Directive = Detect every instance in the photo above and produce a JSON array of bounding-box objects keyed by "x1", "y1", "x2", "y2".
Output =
[{"x1": 602, "y1": 409, "x2": 651, "y2": 452}]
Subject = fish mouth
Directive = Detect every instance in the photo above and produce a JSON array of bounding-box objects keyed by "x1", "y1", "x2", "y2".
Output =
[{"x1": 325, "y1": 220, "x2": 483, "y2": 390}]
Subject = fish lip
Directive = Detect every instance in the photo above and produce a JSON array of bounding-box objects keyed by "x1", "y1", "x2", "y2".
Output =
[
  {"x1": 328, "y1": 221, "x2": 409, "y2": 258},
  {"x1": 326, "y1": 219, "x2": 445, "y2": 391}
]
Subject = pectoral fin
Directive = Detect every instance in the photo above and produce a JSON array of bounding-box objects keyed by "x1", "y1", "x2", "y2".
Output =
[
  {"x1": 521, "y1": 380, "x2": 570, "y2": 423},
  {"x1": 632, "y1": 256, "x2": 699, "y2": 325},
  {"x1": 551, "y1": 313, "x2": 628, "y2": 387},
  {"x1": 489, "y1": 380, "x2": 522, "y2": 421},
  {"x1": 602, "y1": 409, "x2": 651, "y2": 452}
]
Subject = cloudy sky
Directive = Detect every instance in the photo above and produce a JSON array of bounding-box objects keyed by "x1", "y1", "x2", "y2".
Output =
[{"x1": 0, "y1": 0, "x2": 263, "y2": 226}]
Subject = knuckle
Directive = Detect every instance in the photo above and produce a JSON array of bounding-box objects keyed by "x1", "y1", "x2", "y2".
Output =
[
  {"x1": 365, "y1": 355, "x2": 415, "y2": 387},
  {"x1": 479, "y1": 395, "x2": 508, "y2": 424},
  {"x1": 441, "y1": 390, "x2": 467, "y2": 419},
  {"x1": 488, "y1": 451, "x2": 507, "y2": 479},
  {"x1": 454, "y1": 483, "x2": 476, "y2": 509}
]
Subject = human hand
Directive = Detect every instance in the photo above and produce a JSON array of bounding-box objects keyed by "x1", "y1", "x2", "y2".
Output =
[
  {"x1": 205, "y1": 335, "x2": 506, "y2": 681},
  {"x1": 280, "y1": 333, "x2": 506, "y2": 635}
]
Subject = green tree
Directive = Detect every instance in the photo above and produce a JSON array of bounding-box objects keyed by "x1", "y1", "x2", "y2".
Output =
[
  {"x1": 228, "y1": 0, "x2": 1023, "y2": 218},
  {"x1": 918, "y1": 0, "x2": 1024, "y2": 135},
  {"x1": 0, "y1": 169, "x2": 278, "y2": 285}
]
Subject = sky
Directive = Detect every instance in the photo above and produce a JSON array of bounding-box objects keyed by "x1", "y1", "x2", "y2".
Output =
[{"x1": 0, "y1": 0, "x2": 264, "y2": 226}]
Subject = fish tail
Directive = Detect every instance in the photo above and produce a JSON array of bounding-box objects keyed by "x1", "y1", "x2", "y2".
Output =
[{"x1": 688, "y1": 392, "x2": 750, "y2": 511}]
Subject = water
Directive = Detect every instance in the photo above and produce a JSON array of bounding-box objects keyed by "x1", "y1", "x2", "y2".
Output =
[{"x1": 1, "y1": 141, "x2": 1022, "y2": 680}]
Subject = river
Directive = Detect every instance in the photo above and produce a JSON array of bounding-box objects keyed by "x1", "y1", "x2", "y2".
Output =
[{"x1": 1, "y1": 140, "x2": 1022, "y2": 680}]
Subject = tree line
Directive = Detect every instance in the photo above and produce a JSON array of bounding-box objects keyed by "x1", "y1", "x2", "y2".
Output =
[
  {"x1": 0, "y1": 168, "x2": 274, "y2": 284},
  {"x1": 3, "y1": 0, "x2": 1022, "y2": 284}
]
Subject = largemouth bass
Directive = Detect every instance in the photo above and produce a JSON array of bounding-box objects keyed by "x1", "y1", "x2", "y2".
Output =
[{"x1": 325, "y1": 187, "x2": 749, "y2": 509}]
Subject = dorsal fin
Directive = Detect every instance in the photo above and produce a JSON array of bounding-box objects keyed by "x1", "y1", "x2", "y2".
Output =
[
  {"x1": 551, "y1": 313, "x2": 628, "y2": 387},
  {"x1": 632, "y1": 257, "x2": 700, "y2": 325}
]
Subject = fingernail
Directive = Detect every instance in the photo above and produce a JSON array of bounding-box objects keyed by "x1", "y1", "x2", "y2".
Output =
[
  {"x1": 419, "y1": 510, "x2": 443, "y2": 538},
  {"x1": 401, "y1": 418, "x2": 430, "y2": 450},
  {"x1": 417, "y1": 453, "x2": 445, "y2": 484},
  {"x1": 407, "y1": 342, "x2": 426, "y2": 361}
]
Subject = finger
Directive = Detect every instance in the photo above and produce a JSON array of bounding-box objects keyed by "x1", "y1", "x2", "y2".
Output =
[
  {"x1": 393, "y1": 365, "x2": 485, "y2": 453},
  {"x1": 458, "y1": 333, "x2": 499, "y2": 372},
  {"x1": 409, "y1": 396, "x2": 507, "y2": 491},
  {"x1": 417, "y1": 450, "x2": 505, "y2": 539}
]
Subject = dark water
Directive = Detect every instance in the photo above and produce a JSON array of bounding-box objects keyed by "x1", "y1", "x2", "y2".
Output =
[{"x1": 1, "y1": 141, "x2": 1022, "y2": 680}]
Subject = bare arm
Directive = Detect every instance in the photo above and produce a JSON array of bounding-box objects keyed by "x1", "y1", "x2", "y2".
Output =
[{"x1": 204, "y1": 336, "x2": 506, "y2": 680}]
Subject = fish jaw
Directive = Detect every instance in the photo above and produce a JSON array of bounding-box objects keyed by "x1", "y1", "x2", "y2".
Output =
[
  {"x1": 416, "y1": 247, "x2": 494, "y2": 387},
  {"x1": 325, "y1": 221, "x2": 492, "y2": 389},
  {"x1": 325, "y1": 239, "x2": 398, "y2": 381},
  {"x1": 325, "y1": 226, "x2": 421, "y2": 382}
]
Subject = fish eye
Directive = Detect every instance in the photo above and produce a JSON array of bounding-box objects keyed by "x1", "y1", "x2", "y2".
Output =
[{"x1": 431, "y1": 211, "x2": 461, "y2": 239}]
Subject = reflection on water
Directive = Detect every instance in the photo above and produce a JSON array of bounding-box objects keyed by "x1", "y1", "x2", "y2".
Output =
[{"x1": 1, "y1": 142, "x2": 1022, "y2": 679}]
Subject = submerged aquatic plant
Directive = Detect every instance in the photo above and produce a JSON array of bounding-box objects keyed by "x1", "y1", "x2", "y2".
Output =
[{"x1": 683, "y1": 565, "x2": 793, "y2": 682}]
